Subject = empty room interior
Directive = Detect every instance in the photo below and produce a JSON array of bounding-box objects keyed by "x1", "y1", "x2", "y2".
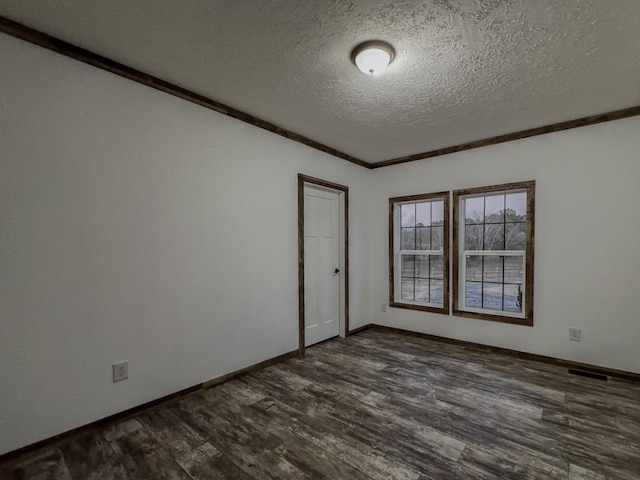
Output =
[{"x1": 1, "y1": 1, "x2": 640, "y2": 479}]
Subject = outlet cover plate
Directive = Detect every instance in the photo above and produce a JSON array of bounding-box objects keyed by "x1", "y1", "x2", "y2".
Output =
[
  {"x1": 381, "y1": 303, "x2": 387, "y2": 312},
  {"x1": 569, "y1": 328, "x2": 582, "y2": 342},
  {"x1": 112, "y1": 361, "x2": 129, "y2": 382}
]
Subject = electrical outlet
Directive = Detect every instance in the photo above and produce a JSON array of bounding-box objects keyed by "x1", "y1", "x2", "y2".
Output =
[
  {"x1": 569, "y1": 328, "x2": 582, "y2": 342},
  {"x1": 381, "y1": 303, "x2": 387, "y2": 312},
  {"x1": 112, "y1": 361, "x2": 129, "y2": 382}
]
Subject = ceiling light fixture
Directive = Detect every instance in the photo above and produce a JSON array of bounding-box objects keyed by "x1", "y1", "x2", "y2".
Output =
[{"x1": 351, "y1": 40, "x2": 396, "y2": 76}]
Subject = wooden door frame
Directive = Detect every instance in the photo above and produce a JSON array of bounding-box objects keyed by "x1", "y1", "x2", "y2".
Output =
[{"x1": 298, "y1": 174, "x2": 349, "y2": 356}]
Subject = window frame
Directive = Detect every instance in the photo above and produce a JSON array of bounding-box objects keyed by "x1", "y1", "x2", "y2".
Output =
[
  {"x1": 452, "y1": 181, "x2": 535, "y2": 326},
  {"x1": 389, "y1": 191, "x2": 450, "y2": 314}
]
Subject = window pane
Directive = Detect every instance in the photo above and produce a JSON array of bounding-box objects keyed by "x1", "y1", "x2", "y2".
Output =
[
  {"x1": 401, "y1": 228, "x2": 415, "y2": 250},
  {"x1": 504, "y1": 284, "x2": 523, "y2": 312},
  {"x1": 463, "y1": 256, "x2": 525, "y2": 313},
  {"x1": 415, "y1": 279, "x2": 429, "y2": 302},
  {"x1": 416, "y1": 202, "x2": 430, "y2": 227},
  {"x1": 483, "y1": 283, "x2": 503, "y2": 310},
  {"x1": 401, "y1": 204, "x2": 415, "y2": 227},
  {"x1": 485, "y1": 194, "x2": 504, "y2": 223},
  {"x1": 484, "y1": 223, "x2": 505, "y2": 250},
  {"x1": 431, "y1": 226, "x2": 444, "y2": 250},
  {"x1": 465, "y1": 282, "x2": 482, "y2": 308},
  {"x1": 432, "y1": 201, "x2": 444, "y2": 225},
  {"x1": 483, "y1": 256, "x2": 503, "y2": 282},
  {"x1": 466, "y1": 255, "x2": 483, "y2": 281},
  {"x1": 416, "y1": 226, "x2": 430, "y2": 250},
  {"x1": 465, "y1": 197, "x2": 484, "y2": 224},
  {"x1": 430, "y1": 280, "x2": 443, "y2": 305},
  {"x1": 504, "y1": 256, "x2": 524, "y2": 283},
  {"x1": 430, "y1": 256, "x2": 443, "y2": 279},
  {"x1": 506, "y1": 192, "x2": 526, "y2": 219},
  {"x1": 505, "y1": 223, "x2": 526, "y2": 250},
  {"x1": 415, "y1": 255, "x2": 430, "y2": 278},
  {"x1": 465, "y1": 225, "x2": 483, "y2": 250},
  {"x1": 455, "y1": 184, "x2": 532, "y2": 319},
  {"x1": 401, "y1": 278, "x2": 414, "y2": 301},
  {"x1": 393, "y1": 194, "x2": 449, "y2": 310},
  {"x1": 401, "y1": 255, "x2": 415, "y2": 277}
]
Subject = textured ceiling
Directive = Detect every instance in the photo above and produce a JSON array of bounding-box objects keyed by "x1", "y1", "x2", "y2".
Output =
[{"x1": 1, "y1": 0, "x2": 639, "y2": 163}]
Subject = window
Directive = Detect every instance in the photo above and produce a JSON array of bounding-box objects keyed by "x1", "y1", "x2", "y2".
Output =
[
  {"x1": 389, "y1": 192, "x2": 450, "y2": 313},
  {"x1": 453, "y1": 181, "x2": 535, "y2": 326}
]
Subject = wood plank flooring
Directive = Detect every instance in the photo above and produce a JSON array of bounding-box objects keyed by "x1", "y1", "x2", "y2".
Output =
[{"x1": 2, "y1": 327, "x2": 639, "y2": 479}]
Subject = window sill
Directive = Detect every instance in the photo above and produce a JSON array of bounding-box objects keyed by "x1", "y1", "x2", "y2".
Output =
[
  {"x1": 452, "y1": 308, "x2": 533, "y2": 326},
  {"x1": 390, "y1": 301, "x2": 449, "y2": 315}
]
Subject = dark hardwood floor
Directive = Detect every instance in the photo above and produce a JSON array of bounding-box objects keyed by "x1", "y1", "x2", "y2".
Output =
[{"x1": 2, "y1": 327, "x2": 639, "y2": 479}]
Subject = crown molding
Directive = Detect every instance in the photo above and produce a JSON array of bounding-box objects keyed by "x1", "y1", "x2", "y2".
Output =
[
  {"x1": 0, "y1": 15, "x2": 370, "y2": 169},
  {"x1": 2, "y1": 15, "x2": 639, "y2": 171},
  {"x1": 370, "y1": 105, "x2": 640, "y2": 169}
]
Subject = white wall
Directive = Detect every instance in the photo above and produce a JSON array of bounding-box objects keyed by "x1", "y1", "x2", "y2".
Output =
[
  {"x1": 370, "y1": 116, "x2": 640, "y2": 375},
  {"x1": 0, "y1": 34, "x2": 371, "y2": 455}
]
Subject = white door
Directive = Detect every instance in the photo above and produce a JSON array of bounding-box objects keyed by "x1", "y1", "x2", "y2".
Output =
[{"x1": 304, "y1": 185, "x2": 341, "y2": 347}]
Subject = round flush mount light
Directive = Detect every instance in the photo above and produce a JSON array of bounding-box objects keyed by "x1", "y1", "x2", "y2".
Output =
[{"x1": 351, "y1": 40, "x2": 396, "y2": 76}]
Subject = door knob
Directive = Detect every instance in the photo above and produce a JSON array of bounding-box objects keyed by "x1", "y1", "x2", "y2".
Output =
[{"x1": 333, "y1": 268, "x2": 340, "y2": 275}]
